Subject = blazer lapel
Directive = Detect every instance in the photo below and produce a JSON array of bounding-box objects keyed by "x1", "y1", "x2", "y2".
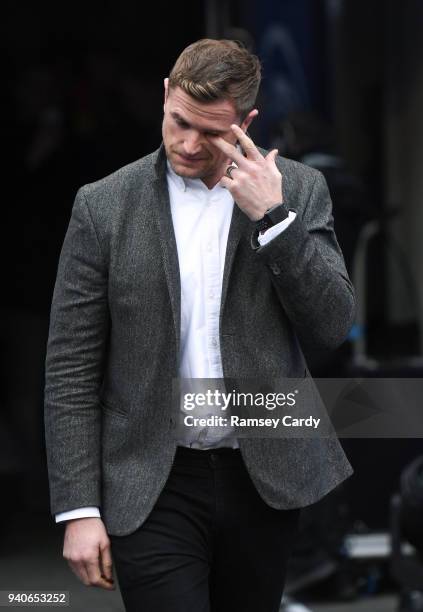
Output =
[
  {"x1": 151, "y1": 147, "x2": 181, "y2": 356},
  {"x1": 220, "y1": 202, "x2": 251, "y2": 315}
]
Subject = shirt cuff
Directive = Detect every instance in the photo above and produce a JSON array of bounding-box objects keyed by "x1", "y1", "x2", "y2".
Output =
[
  {"x1": 257, "y1": 211, "x2": 297, "y2": 246},
  {"x1": 55, "y1": 507, "x2": 101, "y2": 523}
]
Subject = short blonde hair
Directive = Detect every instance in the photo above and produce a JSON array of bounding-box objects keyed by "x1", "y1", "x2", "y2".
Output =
[{"x1": 168, "y1": 38, "x2": 261, "y2": 119}]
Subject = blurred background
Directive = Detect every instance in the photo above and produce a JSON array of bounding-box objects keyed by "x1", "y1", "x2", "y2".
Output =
[{"x1": 1, "y1": 0, "x2": 423, "y2": 610}]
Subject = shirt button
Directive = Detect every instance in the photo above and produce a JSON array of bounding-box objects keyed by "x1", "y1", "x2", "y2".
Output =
[
  {"x1": 207, "y1": 243, "x2": 213, "y2": 252},
  {"x1": 270, "y1": 263, "x2": 281, "y2": 276},
  {"x1": 209, "y1": 290, "x2": 215, "y2": 300},
  {"x1": 211, "y1": 338, "x2": 218, "y2": 348}
]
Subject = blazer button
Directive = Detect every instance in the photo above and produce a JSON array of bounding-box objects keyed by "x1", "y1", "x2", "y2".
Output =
[{"x1": 270, "y1": 263, "x2": 281, "y2": 275}]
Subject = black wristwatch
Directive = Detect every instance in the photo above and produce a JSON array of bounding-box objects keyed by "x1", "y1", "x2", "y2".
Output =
[{"x1": 255, "y1": 203, "x2": 289, "y2": 233}]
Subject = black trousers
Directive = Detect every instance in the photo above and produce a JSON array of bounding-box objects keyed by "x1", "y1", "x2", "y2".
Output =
[{"x1": 110, "y1": 446, "x2": 300, "y2": 612}]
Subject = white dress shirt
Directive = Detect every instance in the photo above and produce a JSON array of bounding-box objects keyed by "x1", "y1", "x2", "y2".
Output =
[{"x1": 56, "y1": 162, "x2": 295, "y2": 522}]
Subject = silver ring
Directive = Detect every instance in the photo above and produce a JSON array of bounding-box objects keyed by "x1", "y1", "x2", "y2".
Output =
[{"x1": 226, "y1": 164, "x2": 237, "y2": 179}]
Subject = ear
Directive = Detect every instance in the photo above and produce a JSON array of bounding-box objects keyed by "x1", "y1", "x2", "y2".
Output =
[
  {"x1": 163, "y1": 77, "x2": 169, "y2": 111},
  {"x1": 240, "y1": 108, "x2": 259, "y2": 133}
]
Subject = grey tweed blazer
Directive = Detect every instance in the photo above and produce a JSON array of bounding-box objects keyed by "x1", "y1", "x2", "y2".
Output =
[{"x1": 44, "y1": 144, "x2": 355, "y2": 536}]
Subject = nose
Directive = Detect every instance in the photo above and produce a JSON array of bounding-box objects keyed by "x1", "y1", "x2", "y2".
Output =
[{"x1": 182, "y1": 130, "x2": 202, "y2": 156}]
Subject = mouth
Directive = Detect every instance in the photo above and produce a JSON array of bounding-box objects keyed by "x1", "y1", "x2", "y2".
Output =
[{"x1": 175, "y1": 152, "x2": 207, "y2": 163}]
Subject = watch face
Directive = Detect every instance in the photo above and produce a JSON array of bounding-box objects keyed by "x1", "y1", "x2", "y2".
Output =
[
  {"x1": 256, "y1": 204, "x2": 288, "y2": 232},
  {"x1": 267, "y1": 204, "x2": 288, "y2": 225}
]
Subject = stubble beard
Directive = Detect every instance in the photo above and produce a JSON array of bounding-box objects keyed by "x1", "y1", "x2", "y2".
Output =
[{"x1": 168, "y1": 150, "x2": 213, "y2": 181}]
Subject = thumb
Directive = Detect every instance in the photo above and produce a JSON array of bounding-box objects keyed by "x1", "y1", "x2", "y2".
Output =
[{"x1": 266, "y1": 148, "x2": 279, "y2": 164}]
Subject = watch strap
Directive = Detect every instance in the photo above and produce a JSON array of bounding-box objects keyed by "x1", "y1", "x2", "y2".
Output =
[{"x1": 255, "y1": 203, "x2": 289, "y2": 232}]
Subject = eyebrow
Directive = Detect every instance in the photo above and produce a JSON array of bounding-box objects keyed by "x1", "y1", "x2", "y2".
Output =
[{"x1": 170, "y1": 111, "x2": 227, "y2": 135}]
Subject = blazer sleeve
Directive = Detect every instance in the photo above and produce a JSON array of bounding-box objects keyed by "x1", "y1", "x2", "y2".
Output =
[
  {"x1": 253, "y1": 170, "x2": 356, "y2": 351},
  {"x1": 44, "y1": 186, "x2": 110, "y2": 515}
]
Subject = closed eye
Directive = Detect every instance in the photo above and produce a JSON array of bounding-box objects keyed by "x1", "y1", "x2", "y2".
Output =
[{"x1": 175, "y1": 117, "x2": 190, "y2": 129}]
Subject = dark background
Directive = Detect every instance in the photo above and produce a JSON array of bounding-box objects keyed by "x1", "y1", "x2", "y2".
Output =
[{"x1": 1, "y1": 0, "x2": 423, "y2": 606}]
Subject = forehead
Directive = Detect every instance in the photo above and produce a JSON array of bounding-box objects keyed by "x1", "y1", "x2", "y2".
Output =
[{"x1": 167, "y1": 86, "x2": 238, "y2": 130}]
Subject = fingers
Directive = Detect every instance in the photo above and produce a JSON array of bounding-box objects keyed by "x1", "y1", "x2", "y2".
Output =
[
  {"x1": 85, "y1": 556, "x2": 115, "y2": 590},
  {"x1": 209, "y1": 125, "x2": 269, "y2": 169},
  {"x1": 230, "y1": 124, "x2": 263, "y2": 161},
  {"x1": 219, "y1": 175, "x2": 233, "y2": 190},
  {"x1": 266, "y1": 148, "x2": 279, "y2": 164},
  {"x1": 100, "y1": 542, "x2": 115, "y2": 583},
  {"x1": 209, "y1": 135, "x2": 246, "y2": 167},
  {"x1": 68, "y1": 554, "x2": 115, "y2": 590},
  {"x1": 225, "y1": 163, "x2": 238, "y2": 179}
]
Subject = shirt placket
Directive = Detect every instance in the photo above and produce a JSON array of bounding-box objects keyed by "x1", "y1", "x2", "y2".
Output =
[
  {"x1": 203, "y1": 194, "x2": 223, "y2": 378},
  {"x1": 197, "y1": 194, "x2": 227, "y2": 446}
]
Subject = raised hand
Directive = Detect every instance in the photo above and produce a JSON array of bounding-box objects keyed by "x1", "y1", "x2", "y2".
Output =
[{"x1": 209, "y1": 124, "x2": 283, "y2": 221}]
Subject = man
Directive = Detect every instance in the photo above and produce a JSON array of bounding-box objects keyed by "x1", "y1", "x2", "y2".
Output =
[{"x1": 44, "y1": 39, "x2": 355, "y2": 611}]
